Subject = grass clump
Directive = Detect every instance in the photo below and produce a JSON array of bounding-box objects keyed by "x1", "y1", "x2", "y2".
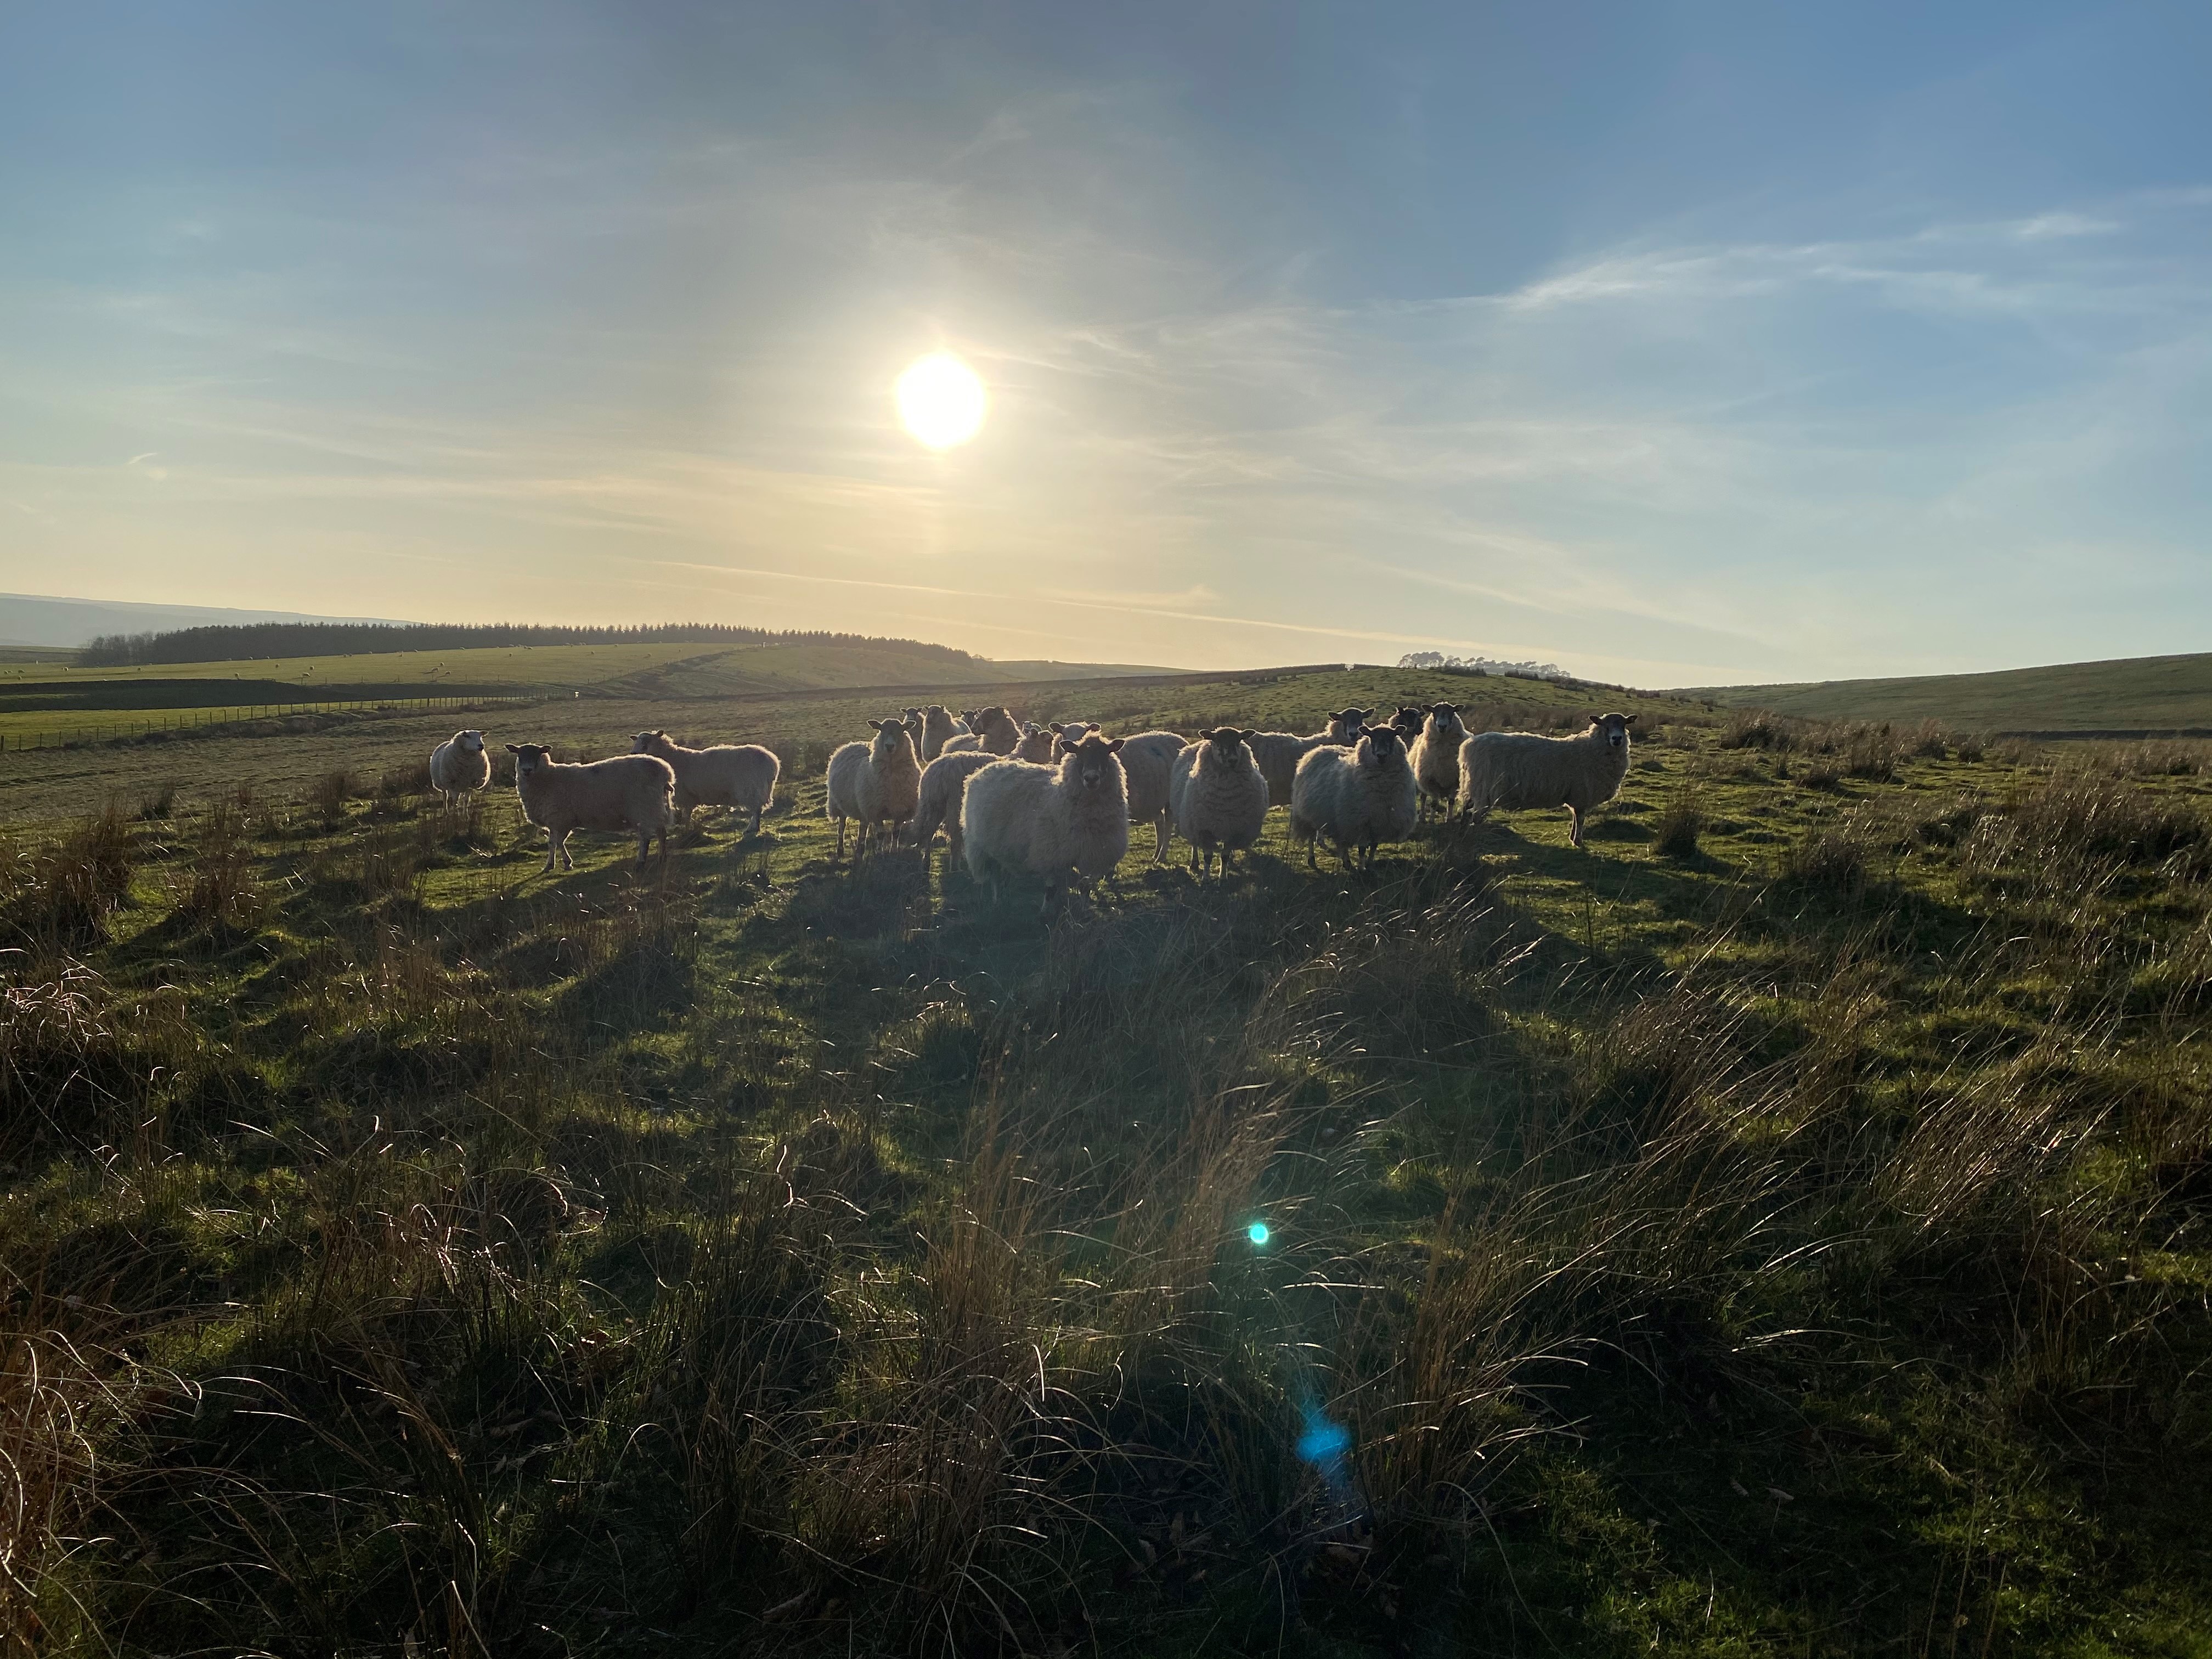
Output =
[{"x1": 1652, "y1": 792, "x2": 1704, "y2": 859}]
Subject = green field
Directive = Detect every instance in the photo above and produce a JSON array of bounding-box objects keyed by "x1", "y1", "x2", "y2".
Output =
[
  {"x1": 1685, "y1": 650, "x2": 2212, "y2": 732},
  {"x1": 0, "y1": 640, "x2": 1177, "y2": 751},
  {"x1": 8, "y1": 679, "x2": 2212, "y2": 1655}
]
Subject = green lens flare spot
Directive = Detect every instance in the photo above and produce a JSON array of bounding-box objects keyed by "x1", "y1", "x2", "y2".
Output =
[{"x1": 1247, "y1": 1221, "x2": 1270, "y2": 1246}]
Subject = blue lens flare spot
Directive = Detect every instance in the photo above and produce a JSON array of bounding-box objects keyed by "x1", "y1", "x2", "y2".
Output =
[
  {"x1": 1247, "y1": 1221, "x2": 1270, "y2": 1246},
  {"x1": 1296, "y1": 1419, "x2": 1351, "y2": 1464}
]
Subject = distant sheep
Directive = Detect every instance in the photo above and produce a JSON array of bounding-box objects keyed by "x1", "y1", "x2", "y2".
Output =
[
  {"x1": 825, "y1": 718, "x2": 922, "y2": 859},
  {"x1": 1114, "y1": 730, "x2": 1190, "y2": 864},
  {"x1": 1457, "y1": 712, "x2": 1637, "y2": 849},
  {"x1": 429, "y1": 729, "x2": 490, "y2": 808},
  {"x1": 1247, "y1": 707, "x2": 1371, "y2": 810},
  {"x1": 1407, "y1": 703, "x2": 1469, "y2": 820},
  {"x1": 1012, "y1": 724, "x2": 1058, "y2": 763},
  {"x1": 917, "y1": 705, "x2": 967, "y2": 761},
  {"x1": 506, "y1": 743, "x2": 676, "y2": 873},
  {"x1": 1170, "y1": 729, "x2": 1269, "y2": 878},
  {"x1": 910, "y1": 748, "x2": 1001, "y2": 870},
  {"x1": 967, "y1": 706, "x2": 1024, "y2": 755},
  {"x1": 1388, "y1": 706, "x2": 1426, "y2": 743},
  {"x1": 629, "y1": 730, "x2": 780, "y2": 835},
  {"x1": 961, "y1": 732, "x2": 1129, "y2": 911},
  {"x1": 1289, "y1": 725, "x2": 1418, "y2": 870}
]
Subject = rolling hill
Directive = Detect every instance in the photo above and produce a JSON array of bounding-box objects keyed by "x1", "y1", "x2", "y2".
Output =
[{"x1": 1683, "y1": 650, "x2": 2212, "y2": 733}]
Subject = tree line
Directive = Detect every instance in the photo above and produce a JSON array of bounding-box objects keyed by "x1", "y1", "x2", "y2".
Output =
[{"x1": 76, "y1": 622, "x2": 984, "y2": 668}]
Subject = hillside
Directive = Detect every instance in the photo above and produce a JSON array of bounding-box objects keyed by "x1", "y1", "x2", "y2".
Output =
[
  {"x1": 0, "y1": 640, "x2": 1173, "y2": 747},
  {"x1": 1685, "y1": 650, "x2": 2212, "y2": 732}
]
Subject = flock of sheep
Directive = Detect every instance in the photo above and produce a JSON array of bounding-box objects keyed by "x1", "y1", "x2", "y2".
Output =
[{"x1": 423, "y1": 699, "x2": 1639, "y2": 901}]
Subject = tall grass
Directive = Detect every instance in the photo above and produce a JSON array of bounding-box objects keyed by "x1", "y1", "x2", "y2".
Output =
[{"x1": 4, "y1": 733, "x2": 2211, "y2": 1651}]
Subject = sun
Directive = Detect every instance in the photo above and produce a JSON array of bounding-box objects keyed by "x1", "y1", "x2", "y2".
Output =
[{"x1": 895, "y1": 352, "x2": 988, "y2": 449}]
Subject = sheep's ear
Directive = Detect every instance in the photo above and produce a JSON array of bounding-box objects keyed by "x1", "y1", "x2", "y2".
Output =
[
  {"x1": 504, "y1": 744, "x2": 522, "y2": 754},
  {"x1": 1240, "y1": 729, "x2": 1260, "y2": 742},
  {"x1": 1622, "y1": 714, "x2": 1637, "y2": 725},
  {"x1": 1104, "y1": 737, "x2": 1124, "y2": 753},
  {"x1": 1588, "y1": 713, "x2": 1605, "y2": 725}
]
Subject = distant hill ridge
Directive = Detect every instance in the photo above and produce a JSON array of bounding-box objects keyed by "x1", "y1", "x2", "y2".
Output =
[
  {"x1": 1683, "y1": 649, "x2": 2212, "y2": 733},
  {"x1": 78, "y1": 621, "x2": 983, "y2": 669}
]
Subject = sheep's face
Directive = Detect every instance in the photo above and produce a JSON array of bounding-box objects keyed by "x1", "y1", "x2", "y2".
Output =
[
  {"x1": 1329, "y1": 708, "x2": 1371, "y2": 742},
  {"x1": 1589, "y1": 712, "x2": 1636, "y2": 750},
  {"x1": 1202, "y1": 728, "x2": 1253, "y2": 759},
  {"x1": 868, "y1": 718, "x2": 913, "y2": 762},
  {"x1": 1066, "y1": 732, "x2": 1125, "y2": 790},
  {"x1": 629, "y1": 730, "x2": 669, "y2": 756},
  {"x1": 1426, "y1": 704, "x2": 1466, "y2": 739},
  {"x1": 505, "y1": 742, "x2": 554, "y2": 780},
  {"x1": 1391, "y1": 707, "x2": 1424, "y2": 737},
  {"x1": 456, "y1": 730, "x2": 486, "y2": 753},
  {"x1": 1357, "y1": 727, "x2": 1404, "y2": 769}
]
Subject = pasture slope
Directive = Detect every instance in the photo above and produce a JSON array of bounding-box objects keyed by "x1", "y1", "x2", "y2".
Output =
[
  {"x1": 0, "y1": 639, "x2": 1172, "y2": 750},
  {"x1": 1684, "y1": 648, "x2": 2212, "y2": 733},
  {"x1": 7, "y1": 671, "x2": 2212, "y2": 1656}
]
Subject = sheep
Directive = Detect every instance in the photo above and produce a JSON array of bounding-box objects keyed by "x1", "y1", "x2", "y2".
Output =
[
  {"x1": 1246, "y1": 708, "x2": 1372, "y2": 810},
  {"x1": 910, "y1": 704, "x2": 964, "y2": 762},
  {"x1": 1456, "y1": 712, "x2": 1637, "y2": 848},
  {"x1": 825, "y1": 718, "x2": 923, "y2": 859},
  {"x1": 1169, "y1": 729, "x2": 1269, "y2": 878},
  {"x1": 1114, "y1": 730, "x2": 1191, "y2": 864},
  {"x1": 961, "y1": 731, "x2": 1129, "y2": 912},
  {"x1": 1389, "y1": 706, "x2": 1426, "y2": 744},
  {"x1": 1289, "y1": 724, "x2": 1418, "y2": 870},
  {"x1": 505, "y1": 743, "x2": 676, "y2": 873},
  {"x1": 1011, "y1": 724, "x2": 1058, "y2": 763},
  {"x1": 428, "y1": 729, "x2": 490, "y2": 808},
  {"x1": 1406, "y1": 703, "x2": 1469, "y2": 821},
  {"x1": 910, "y1": 748, "x2": 1002, "y2": 870},
  {"x1": 629, "y1": 730, "x2": 780, "y2": 835}
]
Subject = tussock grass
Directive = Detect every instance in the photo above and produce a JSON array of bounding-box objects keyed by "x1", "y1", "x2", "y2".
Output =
[{"x1": 4, "y1": 698, "x2": 2212, "y2": 1652}]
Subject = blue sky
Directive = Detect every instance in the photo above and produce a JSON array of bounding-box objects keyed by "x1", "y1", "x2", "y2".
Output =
[{"x1": 2, "y1": 2, "x2": 2207, "y2": 682}]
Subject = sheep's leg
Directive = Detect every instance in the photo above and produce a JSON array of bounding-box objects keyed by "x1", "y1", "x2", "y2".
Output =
[
  {"x1": 1153, "y1": 811, "x2": 1171, "y2": 865},
  {"x1": 1568, "y1": 805, "x2": 1585, "y2": 849},
  {"x1": 751, "y1": 805, "x2": 764, "y2": 837}
]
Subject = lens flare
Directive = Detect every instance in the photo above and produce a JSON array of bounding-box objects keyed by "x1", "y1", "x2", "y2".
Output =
[
  {"x1": 1247, "y1": 1221, "x2": 1270, "y2": 1246},
  {"x1": 895, "y1": 352, "x2": 988, "y2": 449}
]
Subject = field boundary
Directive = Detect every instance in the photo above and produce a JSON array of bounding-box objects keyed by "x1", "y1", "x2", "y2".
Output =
[{"x1": 0, "y1": 694, "x2": 534, "y2": 753}]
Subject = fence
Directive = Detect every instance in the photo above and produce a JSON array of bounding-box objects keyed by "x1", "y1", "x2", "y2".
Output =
[{"x1": 0, "y1": 695, "x2": 530, "y2": 754}]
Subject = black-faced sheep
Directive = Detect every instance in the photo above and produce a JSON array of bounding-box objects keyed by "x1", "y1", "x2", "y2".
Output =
[
  {"x1": 961, "y1": 732, "x2": 1129, "y2": 912},
  {"x1": 1457, "y1": 712, "x2": 1636, "y2": 848},
  {"x1": 506, "y1": 743, "x2": 676, "y2": 873},
  {"x1": 1170, "y1": 729, "x2": 1269, "y2": 878},
  {"x1": 1289, "y1": 724, "x2": 1418, "y2": 870},
  {"x1": 1247, "y1": 708, "x2": 1370, "y2": 811}
]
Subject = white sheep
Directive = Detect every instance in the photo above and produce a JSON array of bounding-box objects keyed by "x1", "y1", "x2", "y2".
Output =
[
  {"x1": 909, "y1": 748, "x2": 1002, "y2": 870},
  {"x1": 629, "y1": 730, "x2": 780, "y2": 835},
  {"x1": 1246, "y1": 707, "x2": 1372, "y2": 811},
  {"x1": 428, "y1": 729, "x2": 490, "y2": 808},
  {"x1": 907, "y1": 704, "x2": 964, "y2": 762},
  {"x1": 1011, "y1": 724, "x2": 1058, "y2": 763},
  {"x1": 1113, "y1": 730, "x2": 1190, "y2": 864},
  {"x1": 825, "y1": 718, "x2": 922, "y2": 859},
  {"x1": 505, "y1": 743, "x2": 676, "y2": 873},
  {"x1": 1457, "y1": 712, "x2": 1637, "y2": 849},
  {"x1": 1289, "y1": 724, "x2": 1418, "y2": 870},
  {"x1": 1170, "y1": 729, "x2": 1269, "y2": 878},
  {"x1": 961, "y1": 732, "x2": 1130, "y2": 912},
  {"x1": 1407, "y1": 703, "x2": 1470, "y2": 820}
]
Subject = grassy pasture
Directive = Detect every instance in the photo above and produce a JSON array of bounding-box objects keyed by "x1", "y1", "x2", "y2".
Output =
[
  {"x1": 7, "y1": 679, "x2": 2212, "y2": 1656},
  {"x1": 0, "y1": 640, "x2": 1178, "y2": 752},
  {"x1": 1686, "y1": 649, "x2": 2212, "y2": 732}
]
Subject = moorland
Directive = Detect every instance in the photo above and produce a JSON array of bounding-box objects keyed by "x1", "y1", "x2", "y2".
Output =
[{"x1": 7, "y1": 653, "x2": 2212, "y2": 1657}]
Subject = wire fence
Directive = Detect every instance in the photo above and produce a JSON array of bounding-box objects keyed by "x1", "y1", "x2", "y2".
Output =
[{"x1": 0, "y1": 695, "x2": 533, "y2": 754}]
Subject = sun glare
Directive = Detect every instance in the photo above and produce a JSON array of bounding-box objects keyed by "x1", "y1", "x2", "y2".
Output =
[{"x1": 896, "y1": 352, "x2": 988, "y2": 449}]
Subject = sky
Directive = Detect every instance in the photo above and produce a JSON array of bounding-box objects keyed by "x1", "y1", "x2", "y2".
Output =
[{"x1": 2, "y1": 2, "x2": 2208, "y2": 685}]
